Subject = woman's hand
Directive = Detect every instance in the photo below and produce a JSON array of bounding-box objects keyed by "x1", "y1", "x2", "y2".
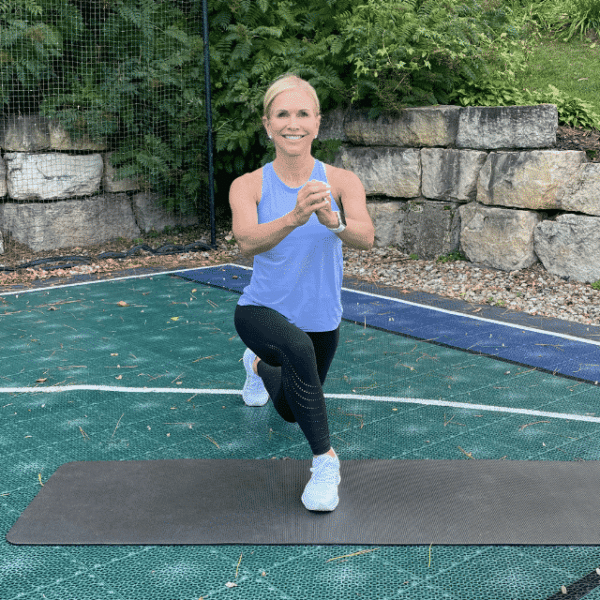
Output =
[{"x1": 290, "y1": 180, "x2": 332, "y2": 227}]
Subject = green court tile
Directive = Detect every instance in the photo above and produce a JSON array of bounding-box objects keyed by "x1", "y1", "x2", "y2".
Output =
[
  {"x1": 422, "y1": 545, "x2": 582, "y2": 600},
  {"x1": 0, "y1": 419, "x2": 58, "y2": 457},
  {"x1": 0, "y1": 543, "x2": 84, "y2": 600},
  {"x1": 248, "y1": 545, "x2": 430, "y2": 600},
  {"x1": 542, "y1": 385, "x2": 600, "y2": 416},
  {"x1": 84, "y1": 545, "x2": 238, "y2": 599},
  {"x1": 26, "y1": 573, "x2": 126, "y2": 600},
  {"x1": 514, "y1": 546, "x2": 600, "y2": 580}
]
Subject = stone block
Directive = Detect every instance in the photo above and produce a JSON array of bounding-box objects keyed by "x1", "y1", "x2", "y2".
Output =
[
  {"x1": 0, "y1": 115, "x2": 106, "y2": 151},
  {"x1": 366, "y1": 198, "x2": 406, "y2": 248},
  {"x1": 336, "y1": 146, "x2": 421, "y2": 198},
  {"x1": 477, "y1": 150, "x2": 587, "y2": 210},
  {"x1": 400, "y1": 199, "x2": 461, "y2": 260},
  {"x1": 1, "y1": 115, "x2": 50, "y2": 151},
  {"x1": 0, "y1": 155, "x2": 6, "y2": 198},
  {"x1": 534, "y1": 214, "x2": 600, "y2": 283},
  {"x1": 0, "y1": 230, "x2": 3, "y2": 254},
  {"x1": 557, "y1": 163, "x2": 600, "y2": 216},
  {"x1": 421, "y1": 148, "x2": 487, "y2": 202},
  {"x1": 459, "y1": 202, "x2": 542, "y2": 271},
  {"x1": 6, "y1": 153, "x2": 103, "y2": 201},
  {"x1": 318, "y1": 108, "x2": 350, "y2": 142},
  {"x1": 457, "y1": 104, "x2": 558, "y2": 149},
  {"x1": 344, "y1": 106, "x2": 460, "y2": 147},
  {"x1": 0, "y1": 194, "x2": 140, "y2": 252},
  {"x1": 48, "y1": 121, "x2": 107, "y2": 151},
  {"x1": 103, "y1": 153, "x2": 140, "y2": 193},
  {"x1": 132, "y1": 192, "x2": 198, "y2": 233}
]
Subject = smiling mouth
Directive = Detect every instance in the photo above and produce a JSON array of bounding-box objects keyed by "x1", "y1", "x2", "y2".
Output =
[{"x1": 283, "y1": 135, "x2": 305, "y2": 140}]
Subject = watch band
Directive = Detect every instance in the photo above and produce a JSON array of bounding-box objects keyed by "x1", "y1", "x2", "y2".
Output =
[{"x1": 327, "y1": 211, "x2": 346, "y2": 234}]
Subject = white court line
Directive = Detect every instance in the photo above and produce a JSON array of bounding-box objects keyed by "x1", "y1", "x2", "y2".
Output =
[
  {"x1": 0, "y1": 266, "x2": 216, "y2": 297},
  {"x1": 3, "y1": 385, "x2": 600, "y2": 425},
  {"x1": 2, "y1": 262, "x2": 599, "y2": 347},
  {"x1": 193, "y1": 263, "x2": 600, "y2": 347}
]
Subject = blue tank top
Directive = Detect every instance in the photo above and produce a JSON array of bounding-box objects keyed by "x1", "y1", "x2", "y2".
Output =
[{"x1": 237, "y1": 159, "x2": 343, "y2": 332}]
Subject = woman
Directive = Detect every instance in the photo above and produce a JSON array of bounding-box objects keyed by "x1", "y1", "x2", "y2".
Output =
[{"x1": 230, "y1": 74, "x2": 374, "y2": 512}]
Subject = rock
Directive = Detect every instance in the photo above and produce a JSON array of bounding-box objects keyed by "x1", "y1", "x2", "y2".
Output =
[
  {"x1": 132, "y1": 192, "x2": 198, "y2": 233},
  {"x1": 0, "y1": 114, "x2": 105, "y2": 151},
  {"x1": 366, "y1": 198, "x2": 406, "y2": 248},
  {"x1": 5, "y1": 153, "x2": 104, "y2": 200},
  {"x1": 477, "y1": 150, "x2": 587, "y2": 210},
  {"x1": 1, "y1": 115, "x2": 50, "y2": 151},
  {"x1": 48, "y1": 120, "x2": 106, "y2": 151},
  {"x1": 534, "y1": 214, "x2": 600, "y2": 283},
  {"x1": 421, "y1": 148, "x2": 488, "y2": 202},
  {"x1": 401, "y1": 199, "x2": 461, "y2": 260},
  {"x1": 456, "y1": 105, "x2": 558, "y2": 149},
  {"x1": 0, "y1": 155, "x2": 6, "y2": 198},
  {"x1": 103, "y1": 153, "x2": 140, "y2": 193},
  {"x1": 318, "y1": 108, "x2": 350, "y2": 142},
  {"x1": 0, "y1": 194, "x2": 140, "y2": 252},
  {"x1": 335, "y1": 146, "x2": 421, "y2": 198},
  {"x1": 557, "y1": 163, "x2": 600, "y2": 216},
  {"x1": 344, "y1": 106, "x2": 460, "y2": 147},
  {"x1": 459, "y1": 202, "x2": 542, "y2": 271}
]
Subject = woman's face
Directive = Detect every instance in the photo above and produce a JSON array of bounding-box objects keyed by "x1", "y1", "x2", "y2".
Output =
[{"x1": 263, "y1": 88, "x2": 320, "y2": 157}]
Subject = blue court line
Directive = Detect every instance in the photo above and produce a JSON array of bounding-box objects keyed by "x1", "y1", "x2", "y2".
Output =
[{"x1": 176, "y1": 264, "x2": 600, "y2": 385}]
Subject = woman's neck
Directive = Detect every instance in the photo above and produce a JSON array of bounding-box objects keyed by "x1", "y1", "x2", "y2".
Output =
[{"x1": 272, "y1": 154, "x2": 315, "y2": 188}]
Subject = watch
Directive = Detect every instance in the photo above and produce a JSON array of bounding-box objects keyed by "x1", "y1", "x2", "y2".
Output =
[{"x1": 327, "y1": 211, "x2": 346, "y2": 234}]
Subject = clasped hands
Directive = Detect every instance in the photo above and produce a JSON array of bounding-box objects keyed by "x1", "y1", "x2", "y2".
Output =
[{"x1": 290, "y1": 179, "x2": 339, "y2": 229}]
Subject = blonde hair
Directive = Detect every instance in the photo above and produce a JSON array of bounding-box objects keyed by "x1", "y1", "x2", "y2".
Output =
[{"x1": 263, "y1": 73, "x2": 320, "y2": 119}]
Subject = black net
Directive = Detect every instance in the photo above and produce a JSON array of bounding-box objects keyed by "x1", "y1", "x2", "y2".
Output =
[{"x1": 0, "y1": 0, "x2": 214, "y2": 267}]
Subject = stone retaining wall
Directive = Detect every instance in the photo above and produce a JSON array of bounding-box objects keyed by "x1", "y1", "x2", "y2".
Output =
[
  {"x1": 320, "y1": 104, "x2": 600, "y2": 283},
  {"x1": 0, "y1": 115, "x2": 197, "y2": 252}
]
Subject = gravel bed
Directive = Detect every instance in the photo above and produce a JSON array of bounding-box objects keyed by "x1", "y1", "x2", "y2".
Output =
[
  {"x1": 1, "y1": 231, "x2": 598, "y2": 328},
  {"x1": 342, "y1": 246, "x2": 600, "y2": 327}
]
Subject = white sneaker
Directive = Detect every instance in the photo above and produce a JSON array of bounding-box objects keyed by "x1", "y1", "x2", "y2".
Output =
[
  {"x1": 242, "y1": 349, "x2": 269, "y2": 406},
  {"x1": 301, "y1": 453, "x2": 341, "y2": 511}
]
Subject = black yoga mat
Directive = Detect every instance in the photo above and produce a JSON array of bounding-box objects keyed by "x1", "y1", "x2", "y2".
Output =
[{"x1": 7, "y1": 459, "x2": 600, "y2": 545}]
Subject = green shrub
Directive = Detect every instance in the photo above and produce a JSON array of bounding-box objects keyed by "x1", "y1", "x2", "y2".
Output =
[
  {"x1": 450, "y1": 80, "x2": 600, "y2": 129},
  {"x1": 208, "y1": 0, "x2": 351, "y2": 176},
  {"x1": 437, "y1": 251, "x2": 468, "y2": 263},
  {"x1": 592, "y1": 280, "x2": 600, "y2": 290},
  {"x1": 339, "y1": 0, "x2": 528, "y2": 114}
]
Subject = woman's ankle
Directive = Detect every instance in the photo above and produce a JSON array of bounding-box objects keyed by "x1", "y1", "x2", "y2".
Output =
[
  {"x1": 253, "y1": 356, "x2": 260, "y2": 374},
  {"x1": 315, "y1": 448, "x2": 337, "y2": 460}
]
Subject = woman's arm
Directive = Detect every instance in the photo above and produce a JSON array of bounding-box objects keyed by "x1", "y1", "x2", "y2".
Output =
[
  {"x1": 317, "y1": 166, "x2": 375, "y2": 251},
  {"x1": 229, "y1": 170, "x2": 332, "y2": 258}
]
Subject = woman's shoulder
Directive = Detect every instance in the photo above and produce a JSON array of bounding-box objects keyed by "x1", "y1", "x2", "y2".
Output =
[
  {"x1": 233, "y1": 165, "x2": 264, "y2": 189},
  {"x1": 323, "y1": 162, "x2": 363, "y2": 190},
  {"x1": 230, "y1": 166, "x2": 264, "y2": 203}
]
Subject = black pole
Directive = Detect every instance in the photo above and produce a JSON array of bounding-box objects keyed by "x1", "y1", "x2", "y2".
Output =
[{"x1": 202, "y1": 0, "x2": 216, "y2": 248}]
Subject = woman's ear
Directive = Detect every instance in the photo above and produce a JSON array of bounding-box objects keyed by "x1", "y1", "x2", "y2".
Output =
[{"x1": 262, "y1": 115, "x2": 271, "y2": 139}]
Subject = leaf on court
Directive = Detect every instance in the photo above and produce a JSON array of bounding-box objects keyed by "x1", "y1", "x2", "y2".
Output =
[
  {"x1": 36, "y1": 378, "x2": 47, "y2": 383},
  {"x1": 116, "y1": 374, "x2": 123, "y2": 380},
  {"x1": 117, "y1": 301, "x2": 129, "y2": 307},
  {"x1": 171, "y1": 316, "x2": 180, "y2": 321},
  {"x1": 225, "y1": 582, "x2": 238, "y2": 588}
]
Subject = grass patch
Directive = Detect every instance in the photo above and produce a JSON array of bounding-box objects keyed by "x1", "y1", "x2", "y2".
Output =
[{"x1": 514, "y1": 30, "x2": 600, "y2": 118}]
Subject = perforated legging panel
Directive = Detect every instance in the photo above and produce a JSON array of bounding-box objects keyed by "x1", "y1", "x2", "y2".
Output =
[{"x1": 235, "y1": 305, "x2": 339, "y2": 455}]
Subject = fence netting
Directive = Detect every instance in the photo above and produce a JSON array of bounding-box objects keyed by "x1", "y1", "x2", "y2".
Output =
[{"x1": 0, "y1": 0, "x2": 214, "y2": 268}]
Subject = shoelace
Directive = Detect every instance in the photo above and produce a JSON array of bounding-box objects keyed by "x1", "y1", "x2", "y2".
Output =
[{"x1": 310, "y1": 460, "x2": 340, "y2": 484}]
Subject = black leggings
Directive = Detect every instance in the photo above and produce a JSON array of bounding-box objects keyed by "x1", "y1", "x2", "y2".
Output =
[{"x1": 234, "y1": 305, "x2": 339, "y2": 456}]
